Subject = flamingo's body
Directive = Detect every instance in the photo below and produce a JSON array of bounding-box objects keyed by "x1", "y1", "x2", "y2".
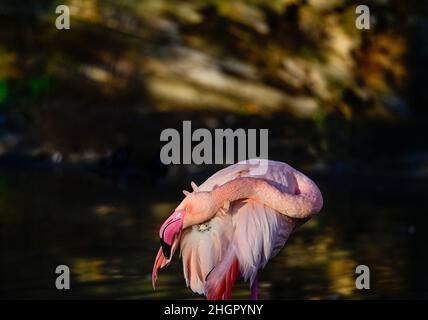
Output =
[{"x1": 152, "y1": 159, "x2": 323, "y2": 299}]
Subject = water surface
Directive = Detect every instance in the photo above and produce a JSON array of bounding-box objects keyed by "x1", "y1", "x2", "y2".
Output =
[{"x1": 0, "y1": 168, "x2": 427, "y2": 299}]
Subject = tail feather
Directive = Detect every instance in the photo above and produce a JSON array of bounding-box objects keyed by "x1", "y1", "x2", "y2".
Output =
[
  {"x1": 204, "y1": 246, "x2": 239, "y2": 300},
  {"x1": 224, "y1": 258, "x2": 239, "y2": 299}
]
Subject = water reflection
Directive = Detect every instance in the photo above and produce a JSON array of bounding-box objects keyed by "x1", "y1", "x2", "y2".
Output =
[{"x1": 0, "y1": 169, "x2": 427, "y2": 299}]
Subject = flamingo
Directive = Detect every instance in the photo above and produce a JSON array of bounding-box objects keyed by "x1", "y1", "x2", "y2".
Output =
[{"x1": 152, "y1": 159, "x2": 323, "y2": 300}]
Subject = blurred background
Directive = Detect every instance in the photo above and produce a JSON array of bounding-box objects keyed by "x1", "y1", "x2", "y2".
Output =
[{"x1": 0, "y1": 0, "x2": 427, "y2": 299}]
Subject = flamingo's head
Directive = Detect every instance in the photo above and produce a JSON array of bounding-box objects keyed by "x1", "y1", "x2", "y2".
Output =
[
  {"x1": 152, "y1": 191, "x2": 219, "y2": 289},
  {"x1": 158, "y1": 192, "x2": 217, "y2": 259}
]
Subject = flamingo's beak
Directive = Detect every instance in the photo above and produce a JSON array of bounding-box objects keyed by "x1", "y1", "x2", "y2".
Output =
[{"x1": 159, "y1": 210, "x2": 185, "y2": 259}]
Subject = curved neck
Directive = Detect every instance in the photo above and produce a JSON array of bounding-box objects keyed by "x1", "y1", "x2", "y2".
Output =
[
  {"x1": 212, "y1": 177, "x2": 257, "y2": 205},
  {"x1": 211, "y1": 176, "x2": 323, "y2": 219}
]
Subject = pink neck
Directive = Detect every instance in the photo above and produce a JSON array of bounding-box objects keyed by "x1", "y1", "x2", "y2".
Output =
[
  {"x1": 211, "y1": 176, "x2": 323, "y2": 219},
  {"x1": 212, "y1": 177, "x2": 257, "y2": 205}
]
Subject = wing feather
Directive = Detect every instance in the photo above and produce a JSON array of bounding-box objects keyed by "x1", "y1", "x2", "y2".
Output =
[{"x1": 180, "y1": 159, "x2": 300, "y2": 294}]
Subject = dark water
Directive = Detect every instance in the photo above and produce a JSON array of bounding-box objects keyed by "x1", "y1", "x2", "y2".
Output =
[{"x1": 0, "y1": 168, "x2": 427, "y2": 299}]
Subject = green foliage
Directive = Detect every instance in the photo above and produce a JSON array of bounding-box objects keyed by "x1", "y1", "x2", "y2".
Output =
[
  {"x1": 313, "y1": 109, "x2": 326, "y2": 131},
  {"x1": 30, "y1": 75, "x2": 52, "y2": 98},
  {"x1": 0, "y1": 80, "x2": 8, "y2": 105}
]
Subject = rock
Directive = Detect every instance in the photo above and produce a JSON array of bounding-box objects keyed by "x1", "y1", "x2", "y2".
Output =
[
  {"x1": 308, "y1": 0, "x2": 343, "y2": 11},
  {"x1": 217, "y1": 1, "x2": 269, "y2": 34},
  {"x1": 144, "y1": 45, "x2": 320, "y2": 117}
]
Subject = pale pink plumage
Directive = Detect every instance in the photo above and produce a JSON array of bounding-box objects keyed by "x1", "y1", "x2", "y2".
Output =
[{"x1": 152, "y1": 159, "x2": 323, "y2": 299}]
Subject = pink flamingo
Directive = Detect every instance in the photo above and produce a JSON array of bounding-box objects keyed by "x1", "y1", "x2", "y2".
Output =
[{"x1": 152, "y1": 159, "x2": 323, "y2": 300}]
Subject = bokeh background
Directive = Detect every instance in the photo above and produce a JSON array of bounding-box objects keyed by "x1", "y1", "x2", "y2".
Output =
[{"x1": 0, "y1": 0, "x2": 427, "y2": 299}]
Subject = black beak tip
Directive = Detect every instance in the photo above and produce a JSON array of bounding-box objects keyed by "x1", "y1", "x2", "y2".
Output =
[{"x1": 160, "y1": 238, "x2": 171, "y2": 259}]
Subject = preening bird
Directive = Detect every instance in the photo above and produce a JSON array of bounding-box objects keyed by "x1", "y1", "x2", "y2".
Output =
[{"x1": 152, "y1": 159, "x2": 323, "y2": 300}]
